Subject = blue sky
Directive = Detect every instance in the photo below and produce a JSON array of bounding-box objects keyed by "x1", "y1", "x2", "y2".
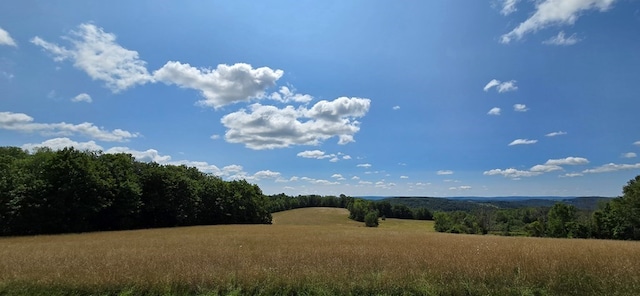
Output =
[{"x1": 1, "y1": 0, "x2": 639, "y2": 197}]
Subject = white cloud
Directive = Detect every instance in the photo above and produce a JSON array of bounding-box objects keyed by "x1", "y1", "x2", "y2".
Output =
[
  {"x1": 31, "y1": 23, "x2": 152, "y2": 92},
  {"x1": 71, "y1": 93, "x2": 92, "y2": 103},
  {"x1": 221, "y1": 97, "x2": 370, "y2": 149},
  {"x1": 561, "y1": 173, "x2": 584, "y2": 177},
  {"x1": 483, "y1": 79, "x2": 501, "y2": 92},
  {"x1": 105, "y1": 146, "x2": 172, "y2": 163},
  {"x1": 358, "y1": 181, "x2": 373, "y2": 185},
  {"x1": 546, "y1": 131, "x2": 567, "y2": 137},
  {"x1": 342, "y1": 155, "x2": 352, "y2": 160},
  {"x1": 0, "y1": 111, "x2": 138, "y2": 142},
  {"x1": 400, "y1": 175, "x2": 409, "y2": 179},
  {"x1": 0, "y1": 27, "x2": 17, "y2": 47},
  {"x1": 583, "y1": 163, "x2": 640, "y2": 174},
  {"x1": 268, "y1": 86, "x2": 313, "y2": 104},
  {"x1": 513, "y1": 104, "x2": 529, "y2": 112},
  {"x1": 622, "y1": 152, "x2": 637, "y2": 158},
  {"x1": 545, "y1": 157, "x2": 589, "y2": 166},
  {"x1": 153, "y1": 61, "x2": 283, "y2": 109},
  {"x1": 500, "y1": 0, "x2": 617, "y2": 44},
  {"x1": 634, "y1": 141, "x2": 640, "y2": 146},
  {"x1": 22, "y1": 137, "x2": 103, "y2": 152},
  {"x1": 437, "y1": 170, "x2": 454, "y2": 175},
  {"x1": 485, "y1": 156, "x2": 588, "y2": 179},
  {"x1": 329, "y1": 157, "x2": 339, "y2": 162},
  {"x1": 210, "y1": 134, "x2": 221, "y2": 140},
  {"x1": 253, "y1": 170, "x2": 281, "y2": 180},
  {"x1": 357, "y1": 163, "x2": 372, "y2": 168},
  {"x1": 508, "y1": 139, "x2": 537, "y2": 146},
  {"x1": 483, "y1": 79, "x2": 518, "y2": 93},
  {"x1": 484, "y1": 168, "x2": 542, "y2": 178},
  {"x1": 487, "y1": 107, "x2": 501, "y2": 115},
  {"x1": 499, "y1": 0, "x2": 521, "y2": 15},
  {"x1": 331, "y1": 174, "x2": 346, "y2": 181},
  {"x1": 543, "y1": 31, "x2": 581, "y2": 45},
  {"x1": 392, "y1": 105, "x2": 400, "y2": 110},
  {"x1": 530, "y1": 164, "x2": 563, "y2": 173},
  {"x1": 449, "y1": 185, "x2": 472, "y2": 191},
  {"x1": 297, "y1": 150, "x2": 328, "y2": 159},
  {"x1": 351, "y1": 176, "x2": 360, "y2": 180}
]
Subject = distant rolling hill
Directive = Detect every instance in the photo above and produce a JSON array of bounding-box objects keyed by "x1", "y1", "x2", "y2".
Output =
[{"x1": 358, "y1": 196, "x2": 614, "y2": 212}]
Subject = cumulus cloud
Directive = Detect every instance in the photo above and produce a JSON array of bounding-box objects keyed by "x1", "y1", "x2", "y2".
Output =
[
  {"x1": 31, "y1": 23, "x2": 152, "y2": 92},
  {"x1": 485, "y1": 156, "x2": 589, "y2": 179},
  {"x1": 392, "y1": 105, "x2": 400, "y2": 110},
  {"x1": 106, "y1": 146, "x2": 173, "y2": 163},
  {"x1": 253, "y1": 170, "x2": 281, "y2": 180},
  {"x1": 508, "y1": 139, "x2": 537, "y2": 146},
  {"x1": 400, "y1": 175, "x2": 409, "y2": 179},
  {"x1": 153, "y1": 61, "x2": 283, "y2": 108},
  {"x1": 343, "y1": 155, "x2": 352, "y2": 160},
  {"x1": 0, "y1": 111, "x2": 138, "y2": 142},
  {"x1": 634, "y1": 141, "x2": 640, "y2": 146},
  {"x1": 622, "y1": 152, "x2": 637, "y2": 158},
  {"x1": 561, "y1": 173, "x2": 584, "y2": 177},
  {"x1": 357, "y1": 163, "x2": 372, "y2": 168},
  {"x1": 546, "y1": 131, "x2": 567, "y2": 137},
  {"x1": 297, "y1": 150, "x2": 329, "y2": 159},
  {"x1": 71, "y1": 93, "x2": 92, "y2": 103},
  {"x1": 543, "y1": 31, "x2": 581, "y2": 45},
  {"x1": 499, "y1": 0, "x2": 521, "y2": 15},
  {"x1": 484, "y1": 168, "x2": 542, "y2": 178},
  {"x1": 487, "y1": 107, "x2": 501, "y2": 115},
  {"x1": 583, "y1": 163, "x2": 640, "y2": 174},
  {"x1": 500, "y1": 0, "x2": 617, "y2": 44},
  {"x1": 221, "y1": 97, "x2": 370, "y2": 150},
  {"x1": 545, "y1": 157, "x2": 589, "y2": 166},
  {"x1": 483, "y1": 79, "x2": 518, "y2": 93},
  {"x1": 513, "y1": 104, "x2": 529, "y2": 112},
  {"x1": 437, "y1": 170, "x2": 454, "y2": 175},
  {"x1": 22, "y1": 137, "x2": 103, "y2": 152},
  {"x1": 268, "y1": 86, "x2": 313, "y2": 104},
  {"x1": 0, "y1": 27, "x2": 17, "y2": 46},
  {"x1": 331, "y1": 174, "x2": 346, "y2": 181}
]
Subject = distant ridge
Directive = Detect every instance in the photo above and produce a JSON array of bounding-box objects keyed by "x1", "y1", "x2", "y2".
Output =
[{"x1": 356, "y1": 196, "x2": 614, "y2": 212}]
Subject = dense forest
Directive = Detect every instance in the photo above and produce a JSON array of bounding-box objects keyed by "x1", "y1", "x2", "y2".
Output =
[
  {"x1": 0, "y1": 147, "x2": 278, "y2": 236},
  {"x1": 432, "y1": 176, "x2": 640, "y2": 240}
]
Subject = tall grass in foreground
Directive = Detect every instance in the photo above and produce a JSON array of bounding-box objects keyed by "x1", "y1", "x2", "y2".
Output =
[{"x1": 0, "y1": 207, "x2": 639, "y2": 295}]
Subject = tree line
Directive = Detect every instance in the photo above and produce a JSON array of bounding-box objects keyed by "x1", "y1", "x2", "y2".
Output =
[
  {"x1": 433, "y1": 175, "x2": 640, "y2": 240},
  {"x1": 0, "y1": 147, "x2": 273, "y2": 236},
  {"x1": 346, "y1": 199, "x2": 433, "y2": 227}
]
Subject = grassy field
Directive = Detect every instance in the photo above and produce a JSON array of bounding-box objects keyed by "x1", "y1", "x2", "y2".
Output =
[{"x1": 0, "y1": 207, "x2": 639, "y2": 295}]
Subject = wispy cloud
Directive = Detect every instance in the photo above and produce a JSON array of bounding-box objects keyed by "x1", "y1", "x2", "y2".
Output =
[
  {"x1": 487, "y1": 107, "x2": 501, "y2": 115},
  {"x1": 583, "y1": 163, "x2": 640, "y2": 174},
  {"x1": 71, "y1": 93, "x2": 92, "y2": 103},
  {"x1": 513, "y1": 104, "x2": 529, "y2": 112},
  {"x1": 357, "y1": 163, "x2": 372, "y2": 168},
  {"x1": 32, "y1": 24, "x2": 152, "y2": 92},
  {"x1": 437, "y1": 170, "x2": 454, "y2": 175},
  {"x1": 392, "y1": 105, "x2": 400, "y2": 110},
  {"x1": 499, "y1": 0, "x2": 521, "y2": 16},
  {"x1": 508, "y1": 139, "x2": 537, "y2": 146},
  {"x1": 543, "y1": 31, "x2": 581, "y2": 45},
  {"x1": 0, "y1": 111, "x2": 138, "y2": 142},
  {"x1": 0, "y1": 27, "x2": 17, "y2": 47},
  {"x1": 546, "y1": 131, "x2": 567, "y2": 137},
  {"x1": 622, "y1": 152, "x2": 637, "y2": 158},
  {"x1": 500, "y1": 0, "x2": 617, "y2": 44},
  {"x1": 483, "y1": 79, "x2": 518, "y2": 93}
]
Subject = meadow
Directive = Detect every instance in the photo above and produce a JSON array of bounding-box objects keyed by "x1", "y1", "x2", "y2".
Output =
[{"x1": 0, "y1": 207, "x2": 639, "y2": 295}]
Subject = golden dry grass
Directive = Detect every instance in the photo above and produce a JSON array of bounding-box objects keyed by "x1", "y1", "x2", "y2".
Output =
[{"x1": 0, "y1": 207, "x2": 638, "y2": 295}]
